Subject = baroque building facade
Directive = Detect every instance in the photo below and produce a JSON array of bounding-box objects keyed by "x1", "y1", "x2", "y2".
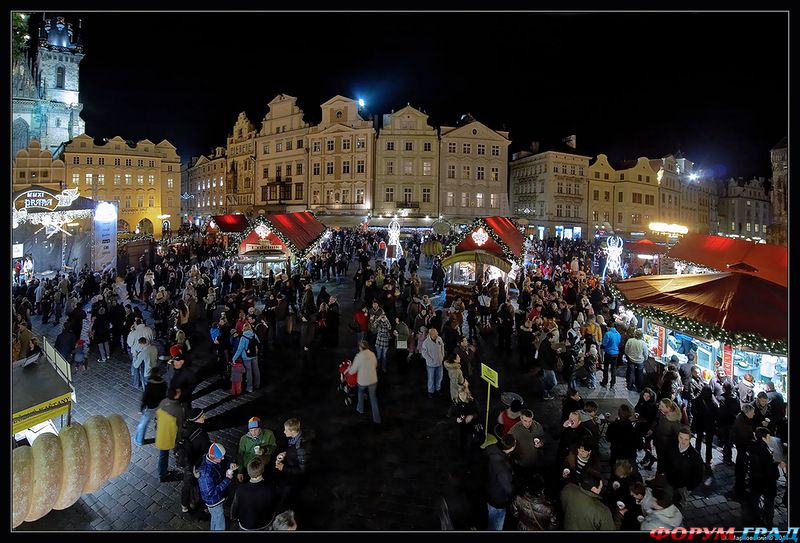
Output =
[
  {"x1": 306, "y1": 96, "x2": 375, "y2": 218},
  {"x1": 225, "y1": 113, "x2": 257, "y2": 215},
  {"x1": 12, "y1": 15, "x2": 86, "y2": 157},
  {"x1": 60, "y1": 134, "x2": 181, "y2": 236},
  {"x1": 717, "y1": 177, "x2": 771, "y2": 240},
  {"x1": 254, "y1": 94, "x2": 310, "y2": 214},
  {"x1": 374, "y1": 105, "x2": 439, "y2": 220},
  {"x1": 188, "y1": 147, "x2": 227, "y2": 219},
  {"x1": 439, "y1": 115, "x2": 510, "y2": 222}
]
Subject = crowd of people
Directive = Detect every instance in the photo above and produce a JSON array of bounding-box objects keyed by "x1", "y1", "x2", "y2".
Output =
[{"x1": 11, "y1": 226, "x2": 787, "y2": 531}]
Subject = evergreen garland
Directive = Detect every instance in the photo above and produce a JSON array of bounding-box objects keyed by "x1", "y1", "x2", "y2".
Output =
[
  {"x1": 439, "y1": 217, "x2": 524, "y2": 266},
  {"x1": 608, "y1": 281, "x2": 786, "y2": 355}
]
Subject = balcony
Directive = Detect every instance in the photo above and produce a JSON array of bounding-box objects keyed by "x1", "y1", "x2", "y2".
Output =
[{"x1": 396, "y1": 201, "x2": 420, "y2": 209}]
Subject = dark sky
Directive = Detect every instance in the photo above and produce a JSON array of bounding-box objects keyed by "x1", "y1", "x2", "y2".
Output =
[{"x1": 29, "y1": 11, "x2": 788, "y2": 178}]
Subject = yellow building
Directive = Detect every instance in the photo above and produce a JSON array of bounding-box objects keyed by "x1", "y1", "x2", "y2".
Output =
[
  {"x1": 307, "y1": 95, "x2": 375, "y2": 222},
  {"x1": 12, "y1": 139, "x2": 66, "y2": 193},
  {"x1": 61, "y1": 134, "x2": 181, "y2": 236},
  {"x1": 254, "y1": 94, "x2": 310, "y2": 214},
  {"x1": 226, "y1": 112, "x2": 257, "y2": 214},
  {"x1": 188, "y1": 146, "x2": 227, "y2": 221},
  {"x1": 374, "y1": 105, "x2": 439, "y2": 222},
  {"x1": 439, "y1": 115, "x2": 510, "y2": 223},
  {"x1": 649, "y1": 155, "x2": 682, "y2": 224}
]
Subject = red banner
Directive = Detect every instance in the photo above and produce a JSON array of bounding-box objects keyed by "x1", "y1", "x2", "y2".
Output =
[
  {"x1": 655, "y1": 326, "x2": 664, "y2": 358},
  {"x1": 723, "y1": 344, "x2": 733, "y2": 376}
]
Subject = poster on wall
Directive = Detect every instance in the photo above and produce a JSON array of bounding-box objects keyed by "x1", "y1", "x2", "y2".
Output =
[
  {"x1": 13, "y1": 243, "x2": 24, "y2": 259},
  {"x1": 93, "y1": 202, "x2": 118, "y2": 272},
  {"x1": 723, "y1": 344, "x2": 733, "y2": 377}
]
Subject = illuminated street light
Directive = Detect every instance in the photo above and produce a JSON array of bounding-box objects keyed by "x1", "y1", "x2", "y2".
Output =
[
  {"x1": 649, "y1": 222, "x2": 688, "y2": 235},
  {"x1": 688, "y1": 173, "x2": 698, "y2": 181},
  {"x1": 358, "y1": 98, "x2": 365, "y2": 108}
]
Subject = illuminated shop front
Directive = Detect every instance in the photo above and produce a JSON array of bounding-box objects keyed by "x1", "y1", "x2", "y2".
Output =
[
  {"x1": 212, "y1": 212, "x2": 328, "y2": 278},
  {"x1": 440, "y1": 216, "x2": 525, "y2": 286},
  {"x1": 11, "y1": 186, "x2": 96, "y2": 275},
  {"x1": 613, "y1": 272, "x2": 788, "y2": 397}
]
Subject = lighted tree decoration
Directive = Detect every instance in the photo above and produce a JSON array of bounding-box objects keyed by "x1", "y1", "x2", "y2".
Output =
[{"x1": 388, "y1": 219, "x2": 403, "y2": 260}]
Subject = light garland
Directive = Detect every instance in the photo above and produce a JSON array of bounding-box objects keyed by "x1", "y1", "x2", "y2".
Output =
[
  {"x1": 439, "y1": 217, "x2": 523, "y2": 266},
  {"x1": 608, "y1": 282, "x2": 787, "y2": 355},
  {"x1": 14, "y1": 208, "x2": 93, "y2": 232},
  {"x1": 602, "y1": 235, "x2": 624, "y2": 281},
  {"x1": 223, "y1": 214, "x2": 328, "y2": 261},
  {"x1": 118, "y1": 234, "x2": 154, "y2": 246}
]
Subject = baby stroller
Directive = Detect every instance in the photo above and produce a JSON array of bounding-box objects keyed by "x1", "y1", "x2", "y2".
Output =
[{"x1": 337, "y1": 358, "x2": 358, "y2": 406}]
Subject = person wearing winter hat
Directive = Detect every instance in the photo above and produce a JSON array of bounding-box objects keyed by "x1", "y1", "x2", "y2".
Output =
[
  {"x1": 237, "y1": 416, "x2": 277, "y2": 482},
  {"x1": 198, "y1": 442, "x2": 234, "y2": 530}
]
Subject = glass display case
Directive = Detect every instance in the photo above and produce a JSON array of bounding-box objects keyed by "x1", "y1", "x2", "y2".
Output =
[{"x1": 732, "y1": 351, "x2": 788, "y2": 397}]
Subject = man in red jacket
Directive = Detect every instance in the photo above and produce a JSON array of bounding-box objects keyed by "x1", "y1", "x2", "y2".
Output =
[{"x1": 353, "y1": 305, "x2": 369, "y2": 347}]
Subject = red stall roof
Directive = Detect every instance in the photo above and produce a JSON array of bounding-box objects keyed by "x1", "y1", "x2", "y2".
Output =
[
  {"x1": 630, "y1": 239, "x2": 669, "y2": 255},
  {"x1": 213, "y1": 212, "x2": 327, "y2": 255},
  {"x1": 452, "y1": 217, "x2": 525, "y2": 259},
  {"x1": 266, "y1": 212, "x2": 327, "y2": 253},
  {"x1": 613, "y1": 272, "x2": 787, "y2": 344},
  {"x1": 212, "y1": 214, "x2": 249, "y2": 233},
  {"x1": 667, "y1": 234, "x2": 787, "y2": 287}
]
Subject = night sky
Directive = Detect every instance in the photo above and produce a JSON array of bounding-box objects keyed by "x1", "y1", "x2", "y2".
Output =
[{"x1": 26, "y1": 11, "x2": 788, "y2": 178}]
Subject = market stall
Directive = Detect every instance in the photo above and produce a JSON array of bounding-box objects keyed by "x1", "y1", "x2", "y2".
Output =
[
  {"x1": 213, "y1": 212, "x2": 327, "y2": 278},
  {"x1": 626, "y1": 239, "x2": 669, "y2": 275},
  {"x1": 610, "y1": 272, "x2": 788, "y2": 396},
  {"x1": 440, "y1": 216, "x2": 525, "y2": 286}
]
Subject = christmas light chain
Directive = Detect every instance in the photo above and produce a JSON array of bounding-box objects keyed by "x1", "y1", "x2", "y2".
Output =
[
  {"x1": 439, "y1": 217, "x2": 523, "y2": 266},
  {"x1": 608, "y1": 282, "x2": 787, "y2": 355},
  {"x1": 223, "y1": 214, "x2": 327, "y2": 260}
]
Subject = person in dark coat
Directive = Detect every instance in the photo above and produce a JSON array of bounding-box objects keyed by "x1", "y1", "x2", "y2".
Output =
[
  {"x1": 179, "y1": 408, "x2": 211, "y2": 514},
  {"x1": 275, "y1": 418, "x2": 313, "y2": 509},
  {"x1": 561, "y1": 389, "x2": 585, "y2": 423},
  {"x1": 606, "y1": 404, "x2": 641, "y2": 467},
  {"x1": 636, "y1": 388, "x2": 659, "y2": 467},
  {"x1": 732, "y1": 404, "x2": 756, "y2": 496},
  {"x1": 91, "y1": 306, "x2": 112, "y2": 362},
  {"x1": 666, "y1": 426, "x2": 705, "y2": 508},
  {"x1": 54, "y1": 325, "x2": 78, "y2": 363},
  {"x1": 691, "y1": 386, "x2": 719, "y2": 465},
  {"x1": 748, "y1": 427, "x2": 780, "y2": 528},
  {"x1": 231, "y1": 456, "x2": 279, "y2": 530},
  {"x1": 485, "y1": 434, "x2": 516, "y2": 530},
  {"x1": 717, "y1": 382, "x2": 740, "y2": 465}
]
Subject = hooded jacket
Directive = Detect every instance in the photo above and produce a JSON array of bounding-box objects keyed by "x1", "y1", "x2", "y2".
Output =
[
  {"x1": 560, "y1": 482, "x2": 615, "y2": 530},
  {"x1": 639, "y1": 504, "x2": 684, "y2": 530},
  {"x1": 653, "y1": 406, "x2": 683, "y2": 454}
]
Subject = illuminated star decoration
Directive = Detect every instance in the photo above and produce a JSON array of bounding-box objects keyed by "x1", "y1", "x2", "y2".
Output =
[
  {"x1": 602, "y1": 235, "x2": 624, "y2": 282},
  {"x1": 54, "y1": 188, "x2": 80, "y2": 208},
  {"x1": 471, "y1": 227, "x2": 489, "y2": 247},
  {"x1": 254, "y1": 223, "x2": 271, "y2": 239}
]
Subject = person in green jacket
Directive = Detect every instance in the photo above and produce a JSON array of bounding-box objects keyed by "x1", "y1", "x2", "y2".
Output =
[
  {"x1": 560, "y1": 473, "x2": 615, "y2": 530},
  {"x1": 237, "y1": 416, "x2": 277, "y2": 482}
]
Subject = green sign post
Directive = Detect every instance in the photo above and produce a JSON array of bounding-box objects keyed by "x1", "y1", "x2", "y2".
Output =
[{"x1": 480, "y1": 363, "x2": 499, "y2": 449}]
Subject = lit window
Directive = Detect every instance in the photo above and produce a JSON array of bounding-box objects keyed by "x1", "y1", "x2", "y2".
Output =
[
  {"x1": 137, "y1": 175, "x2": 144, "y2": 185},
  {"x1": 72, "y1": 173, "x2": 80, "y2": 184},
  {"x1": 114, "y1": 174, "x2": 121, "y2": 185},
  {"x1": 592, "y1": 210, "x2": 599, "y2": 221},
  {"x1": 476, "y1": 193, "x2": 484, "y2": 207},
  {"x1": 125, "y1": 174, "x2": 132, "y2": 185},
  {"x1": 167, "y1": 177, "x2": 174, "y2": 189},
  {"x1": 85, "y1": 173, "x2": 93, "y2": 185},
  {"x1": 462, "y1": 165, "x2": 471, "y2": 179},
  {"x1": 746, "y1": 223, "x2": 751, "y2": 232},
  {"x1": 490, "y1": 194, "x2": 498, "y2": 208},
  {"x1": 423, "y1": 161, "x2": 432, "y2": 176},
  {"x1": 404, "y1": 161, "x2": 413, "y2": 175},
  {"x1": 356, "y1": 137, "x2": 366, "y2": 149},
  {"x1": 632, "y1": 213, "x2": 642, "y2": 225},
  {"x1": 98, "y1": 174, "x2": 104, "y2": 185},
  {"x1": 447, "y1": 192, "x2": 455, "y2": 207}
]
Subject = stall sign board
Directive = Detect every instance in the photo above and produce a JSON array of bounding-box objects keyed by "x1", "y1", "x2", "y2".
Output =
[
  {"x1": 723, "y1": 344, "x2": 733, "y2": 377},
  {"x1": 13, "y1": 243, "x2": 24, "y2": 258},
  {"x1": 481, "y1": 363, "x2": 499, "y2": 388},
  {"x1": 655, "y1": 325, "x2": 665, "y2": 358}
]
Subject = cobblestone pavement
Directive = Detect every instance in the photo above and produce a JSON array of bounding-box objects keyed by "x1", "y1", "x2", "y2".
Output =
[{"x1": 16, "y1": 263, "x2": 788, "y2": 531}]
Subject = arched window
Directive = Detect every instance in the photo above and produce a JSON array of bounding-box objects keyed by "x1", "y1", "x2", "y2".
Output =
[{"x1": 55, "y1": 66, "x2": 65, "y2": 89}]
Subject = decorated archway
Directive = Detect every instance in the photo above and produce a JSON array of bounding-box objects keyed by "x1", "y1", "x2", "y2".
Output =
[{"x1": 136, "y1": 218, "x2": 154, "y2": 235}]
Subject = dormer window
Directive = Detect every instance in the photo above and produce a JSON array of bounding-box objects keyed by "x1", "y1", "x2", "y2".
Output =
[{"x1": 336, "y1": 111, "x2": 343, "y2": 119}]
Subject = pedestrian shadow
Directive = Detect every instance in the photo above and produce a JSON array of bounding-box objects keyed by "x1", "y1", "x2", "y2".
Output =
[
  {"x1": 200, "y1": 395, "x2": 255, "y2": 430},
  {"x1": 191, "y1": 378, "x2": 227, "y2": 400}
]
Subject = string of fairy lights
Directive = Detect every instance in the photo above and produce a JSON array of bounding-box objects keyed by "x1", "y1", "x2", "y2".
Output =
[
  {"x1": 439, "y1": 217, "x2": 524, "y2": 266},
  {"x1": 608, "y1": 281, "x2": 787, "y2": 355}
]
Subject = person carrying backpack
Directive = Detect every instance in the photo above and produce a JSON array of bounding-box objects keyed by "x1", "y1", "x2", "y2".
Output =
[{"x1": 232, "y1": 323, "x2": 260, "y2": 393}]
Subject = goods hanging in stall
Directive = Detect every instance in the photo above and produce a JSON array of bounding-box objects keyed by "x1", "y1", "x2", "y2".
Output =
[
  {"x1": 212, "y1": 212, "x2": 327, "y2": 278},
  {"x1": 610, "y1": 272, "x2": 788, "y2": 396}
]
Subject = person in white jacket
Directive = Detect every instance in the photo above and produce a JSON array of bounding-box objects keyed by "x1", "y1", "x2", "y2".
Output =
[
  {"x1": 127, "y1": 318, "x2": 155, "y2": 357},
  {"x1": 639, "y1": 487, "x2": 683, "y2": 531},
  {"x1": 347, "y1": 340, "x2": 381, "y2": 424}
]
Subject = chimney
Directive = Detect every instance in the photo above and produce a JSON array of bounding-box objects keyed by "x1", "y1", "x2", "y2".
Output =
[
  {"x1": 530, "y1": 141, "x2": 540, "y2": 153},
  {"x1": 562, "y1": 135, "x2": 576, "y2": 149}
]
